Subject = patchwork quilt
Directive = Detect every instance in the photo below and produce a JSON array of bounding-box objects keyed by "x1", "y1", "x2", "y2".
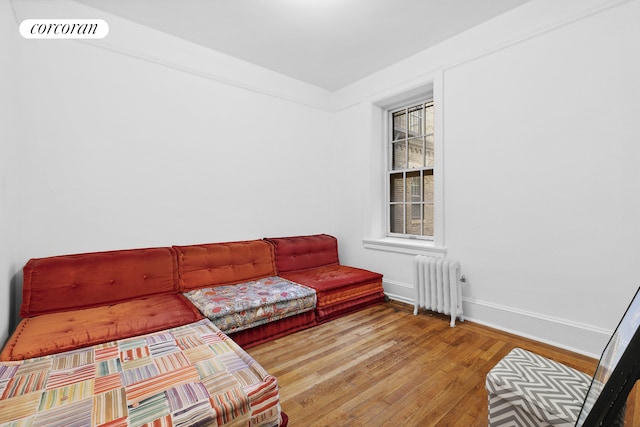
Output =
[
  {"x1": 0, "y1": 319, "x2": 282, "y2": 427},
  {"x1": 183, "y1": 276, "x2": 316, "y2": 334}
]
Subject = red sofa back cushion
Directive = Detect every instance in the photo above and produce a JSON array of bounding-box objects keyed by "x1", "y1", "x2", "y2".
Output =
[
  {"x1": 265, "y1": 234, "x2": 340, "y2": 273},
  {"x1": 20, "y1": 247, "x2": 178, "y2": 318},
  {"x1": 175, "y1": 240, "x2": 277, "y2": 292}
]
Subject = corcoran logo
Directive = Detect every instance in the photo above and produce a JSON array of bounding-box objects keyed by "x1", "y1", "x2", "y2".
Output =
[{"x1": 19, "y1": 19, "x2": 109, "y2": 39}]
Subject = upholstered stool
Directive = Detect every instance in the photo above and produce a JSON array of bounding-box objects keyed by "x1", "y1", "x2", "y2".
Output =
[{"x1": 486, "y1": 347, "x2": 592, "y2": 427}]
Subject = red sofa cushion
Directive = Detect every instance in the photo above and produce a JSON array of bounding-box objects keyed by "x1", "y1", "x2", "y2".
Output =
[
  {"x1": 20, "y1": 247, "x2": 179, "y2": 318},
  {"x1": 2, "y1": 293, "x2": 204, "y2": 361},
  {"x1": 265, "y1": 234, "x2": 339, "y2": 273},
  {"x1": 175, "y1": 240, "x2": 277, "y2": 291},
  {"x1": 280, "y1": 264, "x2": 383, "y2": 307}
]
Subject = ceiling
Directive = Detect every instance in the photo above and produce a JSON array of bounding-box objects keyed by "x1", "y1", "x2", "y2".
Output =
[{"x1": 76, "y1": 0, "x2": 532, "y2": 91}]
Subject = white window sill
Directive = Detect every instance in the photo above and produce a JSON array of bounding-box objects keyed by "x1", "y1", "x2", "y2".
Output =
[{"x1": 362, "y1": 237, "x2": 447, "y2": 256}]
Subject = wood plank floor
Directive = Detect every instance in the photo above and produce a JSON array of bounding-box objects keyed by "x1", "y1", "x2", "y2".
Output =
[{"x1": 248, "y1": 301, "x2": 638, "y2": 427}]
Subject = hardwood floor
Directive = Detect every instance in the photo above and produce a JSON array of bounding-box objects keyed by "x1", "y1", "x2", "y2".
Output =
[{"x1": 248, "y1": 301, "x2": 638, "y2": 427}]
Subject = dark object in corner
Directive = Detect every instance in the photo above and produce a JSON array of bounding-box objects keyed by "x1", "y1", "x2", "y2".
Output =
[{"x1": 576, "y1": 286, "x2": 640, "y2": 426}]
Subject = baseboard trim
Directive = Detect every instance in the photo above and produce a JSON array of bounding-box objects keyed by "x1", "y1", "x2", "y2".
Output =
[
  {"x1": 385, "y1": 292, "x2": 414, "y2": 306},
  {"x1": 462, "y1": 297, "x2": 608, "y2": 359},
  {"x1": 383, "y1": 281, "x2": 610, "y2": 358}
]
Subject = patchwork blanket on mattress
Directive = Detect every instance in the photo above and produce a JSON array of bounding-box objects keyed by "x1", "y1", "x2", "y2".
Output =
[
  {"x1": 0, "y1": 319, "x2": 281, "y2": 427},
  {"x1": 183, "y1": 276, "x2": 316, "y2": 334}
]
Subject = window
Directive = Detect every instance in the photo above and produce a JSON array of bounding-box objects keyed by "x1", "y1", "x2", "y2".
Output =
[
  {"x1": 388, "y1": 101, "x2": 434, "y2": 239},
  {"x1": 363, "y1": 77, "x2": 443, "y2": 255}
]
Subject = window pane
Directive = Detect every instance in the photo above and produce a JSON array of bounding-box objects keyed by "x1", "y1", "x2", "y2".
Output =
[
  {"x1": 408, "y1": 105, "x2": 423, "y2": 137},
  {"x1": 406, "y1": 171, "x2": 420, "y2": 203},
  {"x1": 390, "y1": 204, "x2": 404, "y2": 234},
  {"x1": 388, "y1": 100, "x2": 434, "y2": 239},
  {"x1": 393, "y1": 141, "x2": 406, "y2": 170},
  {"x1": 410, "y1": 204, "x2": 421, "y2": 220},
  {"x1": 423, "y1": 170, "x2": 434, "y2": 203},
  {"x1": 423, "y1": 203, "x2": 434, "y2": 236},
  {"x1": 408, "y1": 137, "x2": 424, "y2": 169},
  {"x1": 389, "y1": 173, "x2": 404, "y2": 203},
  {"x1": 393, "y1": 110, "x2": 406, "y2": 141},
  {"x1": 425, "y1": 103, "x2": 434, "y2": 135},
  {"x1": 425, "y1": 135, "x2": 434, "y2": 167},
  {"x1": 406, "y1": 205, "x2": 422, "y2": 235}
]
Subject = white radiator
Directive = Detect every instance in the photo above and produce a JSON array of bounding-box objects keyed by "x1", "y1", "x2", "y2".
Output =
[{"x1": 412, "y1": 255, "x2": 464, "y2": 327}]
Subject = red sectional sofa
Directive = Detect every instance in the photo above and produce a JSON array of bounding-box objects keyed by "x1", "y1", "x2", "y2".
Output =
[
  {"x1": 0, "y1": 234, "x2": 384, "y2": 426},
  {"x1": 1, "y1": 234, "x2": 384, "y2": 361}
]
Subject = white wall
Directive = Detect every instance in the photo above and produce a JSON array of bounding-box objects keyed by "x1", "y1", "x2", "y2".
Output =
[
  {"x1": 334, "y1": 0, "x2": 640, "y2": 356},
  {"x1": 1, "y1": 1, "x2": 22, "y2": 346},
  {"x1": 444, "y1": 0, "x2": 640, "y2": 352},
  {"x1": 4, "y1": 1, "x2": 337, "y2": 333},
  {"x1": 16, "y1": 41, "x2": 334, "y2": 255},
  {"x1": 11, "y1": 0, "x2": 336, "y2": 258}
]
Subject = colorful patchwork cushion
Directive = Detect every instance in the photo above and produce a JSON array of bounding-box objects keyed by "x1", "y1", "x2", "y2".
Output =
[
  {"x1": 0, "y1": 319, "x2": 282, "y2": 426},
  {"x1": 183, "y1": 276, "x2": 317, "y2": 333}
]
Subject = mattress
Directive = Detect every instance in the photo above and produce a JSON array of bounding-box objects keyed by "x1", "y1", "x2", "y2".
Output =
[
  {"x1": 0, "y1": 319, "x2": 282, "y2": 427},
  {"x1": 183, "y1": 276, "x2": 316, "y2": 333}
]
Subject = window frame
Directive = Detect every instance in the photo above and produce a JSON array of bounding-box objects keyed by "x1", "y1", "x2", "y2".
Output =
[
  {"x1": 363, "y1": 73, "x2": 444, "y2": 255},
  {"x1": 387, "y1": 100, "x2": 435, "y2": 240}
]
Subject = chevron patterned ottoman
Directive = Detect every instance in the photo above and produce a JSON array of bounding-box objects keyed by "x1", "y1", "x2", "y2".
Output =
[{"x1": 486, "y1": 347, "x2": 592, "y2": 427}]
